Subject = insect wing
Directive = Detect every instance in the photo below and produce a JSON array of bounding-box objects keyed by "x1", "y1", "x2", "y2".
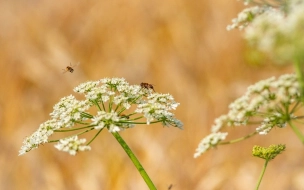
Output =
[
  {"x1": 62, "y1": 68, "x2": 69, "y2": 74},
  {"x1": 73, "y1": 62, "x2": 80, "y2": 68}
]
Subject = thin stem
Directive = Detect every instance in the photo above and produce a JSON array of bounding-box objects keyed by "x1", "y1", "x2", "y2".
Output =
[
  {"x1": 111, "y1": 132, "x2": 156, "y2": 190},
  {"x1": 101, "y1": 100, "x2": 106, "y2": 111},
  {"x1": 255, "y1": 160, "x2": 269, "y2": 190},
  {"x1": 95, "y1": 100, "x2": 103, "y2": 111},
  {"x1": 114, "y1": 102, "x2": 122, "y2": 112},
  {"x1": 290, "y1": 101, "x2": 301, "y2": 114},
  {"x1": 87, "y1": 128, "x2": 103, "y2": 145},
  {"x1": 117, "y1": 120, "x2": 162, "y2": 125},
  {"x1": 219, "y1": 131, "x2": 258, "y2": 145},
  {"x1": 117, "y1": 96, "x2": 142, "y2": 115},
  {"x1": 109, "y1": 96, "x2": 113, "y2": 111},
  {"x1": 75, "y1": 121, "x2": 90, "y2": 125},
  {"x1": 49, "y1": 127, "x2": 95, "y2": 143},
  {"x1": 294, "y1": 57, "x2": 304, "y2": 103},
  {"x1": 80, "y1": 111, "x2": 94, "y2": 119},
  {"x1": 288, "y1": 120, "x2": 304, "y2": 144},
  {"x1": 131, "y1": 116, "x2": 144, "y2": 120},
  {"x1": 54, "y1": 124, "x2": 97, "y2": 132}
]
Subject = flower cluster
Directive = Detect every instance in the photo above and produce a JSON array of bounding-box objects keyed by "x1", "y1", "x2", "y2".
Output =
[
  {"x1": 194, "y1": 132, "x2": 228, "y2": 158},
  {"x1": 19, "y1": 78, "x2": 183, "y2": 156},
  {"x1": 19, "y1": 119, "x2": 60, "y2": 156},
  {"x1": 212, "y1": 74, "x2": 300, "y2": 133},
  {"x1": 135, "y1": 93, "x2": 183, "y2": 128},
  {"x1": 229, "y1": 0, "x2": 304, "y2": 63},
  {"x1": 242, "y1": 0, "x2": 284, "y2": 6},
  {"x1": 194, "y1": 74, "x2": 302, "y2": 157},
  {"x1": 54, "y1": 136, "x2": 91, "y2": 156},
  {"x1": 252, "y1": 144, "x2": 286, "y2": 161},
  {"x1": 50, "y1": 95, "x2": 91, "y2": 128},
  {"x1": 226, "y1": 6, "x2": 270, "y2": 30}
]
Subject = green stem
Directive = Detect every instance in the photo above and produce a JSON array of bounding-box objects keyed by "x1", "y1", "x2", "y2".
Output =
[
  {"x1": 54, "y1": 125, "x2": 97, "y2": 132},
  {"x1": 294, "y1": 57, "x2": 304, "y2": 103},
  {"x1": 290, "y1": 101, "x2": 301, "y2": 114},
  {"x1": 117, "y1": 96, "x2": 142, "y2": 115},
  {"x1": 49, "y1": 127, "x2": 95, "y2": 143},
  {"x1": 87, "y1": 128, "x2": 103, "y2": 145},
  {"x1": 255, "y1": 159, "x2": 269, "y2": 190},
  {"x1": 118, "y1": 120, "x2": 161, "y2": 125},
  {"x1": 288, "y1": 121, "x2": 304, "y2": 144},
  {"x1": 219, "y1": 131, "x2": 258, "y2": 145},
  {"x1": 111, "y1": 132, "x2": 156, "y2": 190},
  {"x1": 80, "y1": 111, "x2": 94, "y2": 119},
  {"x1": 95, "y1": 100, "x2": 103, "y2": 111}
]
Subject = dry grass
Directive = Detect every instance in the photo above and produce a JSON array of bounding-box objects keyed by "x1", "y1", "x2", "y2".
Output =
[{"x1": 1, "y1": 0, "x2": 302, "y2": 189}]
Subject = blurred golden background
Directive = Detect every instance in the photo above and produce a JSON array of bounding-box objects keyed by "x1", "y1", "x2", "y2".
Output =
[{"x1": 1, "y1": 0, "x2": 302, "y2": 189}]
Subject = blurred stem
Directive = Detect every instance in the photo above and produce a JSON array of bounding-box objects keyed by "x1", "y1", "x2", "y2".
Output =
[
  {"x1": 111, "y1": 132, "x2": 157, "y2": 190},
  {"x1": 255, "y1": 159, "x2": 269, "y2": 190},
  {"x1": 294, "y1": 57, "x2": 304, "y2": 103},
  {"x1": 288, "y1": 121, "x2": 304, "y2": 144},
  {"x1": 219, "y1": 131, "x2": 258, "y2": 145}
]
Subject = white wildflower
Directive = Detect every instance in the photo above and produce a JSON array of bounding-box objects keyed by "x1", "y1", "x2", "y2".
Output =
[
  {"x1": 20, "y1": 77, "x2": 183, "y2": 155},
  {"x1": 227, "y1": 6, "x2": 270, "y2": 30},
  {"x1": 197, "y1": 74, "x2": 302, "y2": 156},
  {"x1": 50, "y1": 95, "x2": 91, "y2": 127},
  {"x1": 240, "y1": 0, "x2": 304, "y2": 63},
  {"x1": 135, "y1": 93, "x2": 182, "y2": 128},
  {"x1": 73, "y1": 81, "x2": 100, "y2": 94},
  {"x1": 54, "y1": 136, "x2": 91, "y2": 156},
  {"x1": 91, "y1": 111, "x2": 120, "y2": 130},
  {"x1": 194, "y1": 132, "x2": 228, "y2": 158},
  {"x1": 19, "y1": 119, "x2": 60, "y2": 156}
]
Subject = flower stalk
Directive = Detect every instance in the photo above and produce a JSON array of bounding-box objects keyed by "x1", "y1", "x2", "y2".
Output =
[
  {"x1": 294, "y1": 57, "x2": 304, "y2": 104},
  {"x1": 112, "y1": 132, "x2": 157, "y2": 190},
  {"x1": 255, "y1": 159, "x2": 268, "y2": 190},
  {"x1": 288, "y1": 121, "x2": 304, "y2": 144},
  {"x1": 252, "y1": 144, "x2": 286, "y2": 190},
  {"x1": 19, "y1": 78, "x2": 183, "y2": 189}
]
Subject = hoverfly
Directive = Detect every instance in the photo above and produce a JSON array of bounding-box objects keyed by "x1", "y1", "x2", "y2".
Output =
[
  {"x1": 62, "y1": 62, "x2": 80, "y2": 74},
  {"x1": 140, "y1": 82, "x2": 155, "y2": 92}
]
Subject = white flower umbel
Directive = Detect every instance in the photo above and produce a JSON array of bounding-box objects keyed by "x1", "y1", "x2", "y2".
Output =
[
  {"x1": 19, "y1": 119, "x2": 59, "y2": 155},
  {"x1": 92, "y1": 111, "x2": 121, "y2": 132},
  {"x1": 212, "y1": 74, "x2": 300, "y2": 133},
  {"x1": 19, "y1": 78, "x2": 183, "y2": 155},
  {"x1": 194, "y1": 132, "x2": 228, "y2": 158},
  {"x1": 135, "y1": 93, "x2": 182, "y2": 128},
  {"x1": 195, "y1": 74, "x2": 304, "y2": 157},
  {"x1": 50, "y1": 95, "x2": 91, "y2": 128},
  {"x1": 227, "y1": 6, "x2": 270, "y2": 30},
  {"x1": 54, "y1": 136, "x2": 91, "y2": 156},
  {"x1": 229, "y1": 0, "x2": 304, "y2": 63}
]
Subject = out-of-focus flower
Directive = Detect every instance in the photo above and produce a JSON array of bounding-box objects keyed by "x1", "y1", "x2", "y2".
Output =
[
  {"x1": 195, "y1": 74, "x2": 303, "y2": 157},
  {"x1": 229, "y1": 0, "x2": 304, "y2": 63}
]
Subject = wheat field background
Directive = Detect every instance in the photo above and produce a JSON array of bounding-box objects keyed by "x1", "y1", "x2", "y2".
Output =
[{"x1": 1, "y1": 0, "x2": 303, "y2": 190}]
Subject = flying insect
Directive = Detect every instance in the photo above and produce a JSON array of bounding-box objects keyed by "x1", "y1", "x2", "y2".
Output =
[{"x1": 62, "y1": 62, "x2": 80, "y2": 73}]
